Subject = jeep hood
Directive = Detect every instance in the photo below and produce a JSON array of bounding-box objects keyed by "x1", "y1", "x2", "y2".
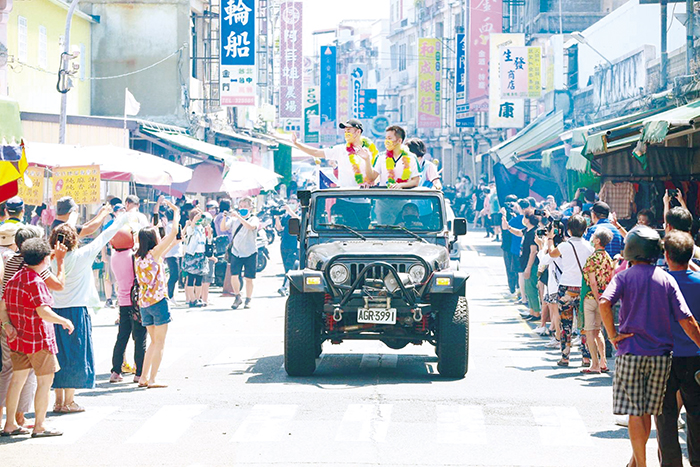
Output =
[{"x1": 307, "y1": 240, "x2": 449, "y2": 269}]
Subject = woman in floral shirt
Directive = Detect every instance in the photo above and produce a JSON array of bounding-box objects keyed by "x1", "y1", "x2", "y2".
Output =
[
  {"x1": 582, "y1": 228, "x2": 615, "y2": 374},
  {"x1": 135, "y1": 200, "x2": 181, "y2": 388}
]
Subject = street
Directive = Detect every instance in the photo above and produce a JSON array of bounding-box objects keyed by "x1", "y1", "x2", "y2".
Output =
[{"x1": 0, "y1": 231, "x2": 688, "y2": 466}]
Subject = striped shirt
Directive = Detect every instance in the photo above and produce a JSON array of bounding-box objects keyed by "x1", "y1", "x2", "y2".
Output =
[{"x1": 1, "y1": 253, "x2": 50, "y2": 296}]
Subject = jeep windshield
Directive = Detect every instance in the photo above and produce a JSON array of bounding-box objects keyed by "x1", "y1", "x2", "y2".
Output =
[{"x1": 312, "y1": 193, "x2": 443, "y2": 233}]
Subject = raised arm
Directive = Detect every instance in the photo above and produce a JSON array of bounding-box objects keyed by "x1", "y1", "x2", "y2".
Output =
[
  {"x1": 78, "y1": 205, "x2": 113, "y2": 238},
  {"x1": 151, "y1": 201, "x2": 181, "y2": 261},
  {"x1": 291, "y1": 132, "x2": 326, "y2": 159}
]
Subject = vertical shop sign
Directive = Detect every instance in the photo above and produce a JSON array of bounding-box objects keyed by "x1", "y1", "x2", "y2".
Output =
[
  {"x1": 499, "y1": 46, "x2": 541, "y2": 98},
  {"x1": 455, "y1": 32, "x2": 470, "y2": 126},
  {"x1": 279, "y1": 2, "x2": 303, "y2": 119},
  {"x1": 350, "y1": 63, "x2": 367, "y2": 119},
  {"x1": 220, "y1": 0, "x2": 256, "y2": 106},
  {"x1": 320, "y1": 45, "x2": 337, "y2": 145},
  {"x1": 304, "y1": 86, "x2": 320, "y2": 144},
  {"x1": 417, "y1": 38, "x2": 441, "y2": 129},
  {"x1": 358, "y1": 89, "x2": 377, "y2": 119},
  {"x1": 468, "y1": 0, "x2": 502, "y2": 112},
  {"x1": 489, "y1": 33, "x2": 525, "y2": 128},
  {"x1": 337, "y1": 74, "x2": 350, "y2": 123}
]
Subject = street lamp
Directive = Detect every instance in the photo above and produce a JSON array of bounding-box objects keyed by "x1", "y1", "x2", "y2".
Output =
[
  {"x1": 570, "y1": 31, "x2": 614, "y2": 68},
  {"x1": 57, "y1": 0, "x2": 81, "y2": 144}
]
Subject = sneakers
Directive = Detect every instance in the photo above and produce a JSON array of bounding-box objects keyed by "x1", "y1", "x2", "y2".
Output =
[
  {"x1": 572, "y1": 336, "x2": 582, "y2": 346},
  {"x1": 545, "y1": 337, "x2": 560, "y2": 348},
  {"x1": 121, "y1": 362, "x2": 135, "y2": 375},
  {"x1": 244, "y1": 298, "x2": 252, "y2": 309},
  {"x1": 615, "y1": 414, "x2": 629, "y2": 427},
  {"x1": 231, "y1": 295, "x2": 243, "y2": 309},
  {"x1": 105, "y1": 298, "x2": 115, "y2": 308},
  {"x1": 534, "y1": 326, "x2": 549, "y2": 336},
  {"x1": 109, "y1": 372, "x2": 123, "y2": 383}
]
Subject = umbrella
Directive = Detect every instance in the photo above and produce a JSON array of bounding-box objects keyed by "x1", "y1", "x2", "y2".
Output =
[{"x1": 221, "y1": 160, "x2": 281, "y2": 196}]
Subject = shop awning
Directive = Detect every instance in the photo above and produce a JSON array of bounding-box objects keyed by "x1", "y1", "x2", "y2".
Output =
[
  {"x1": 488, "y1": 110, "x2": 565, "y2": 168},
  {"x1": 541, "y1": 144, "x2": 590, "y2": 174},
  {"x1": 141, "y1": 129, "x2": 235, "y2": 161},
  {"x1": 215, "y1": 129, "x2": 278, "y2": 147}
]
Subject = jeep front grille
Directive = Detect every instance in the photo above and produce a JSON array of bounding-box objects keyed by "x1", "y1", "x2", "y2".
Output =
[{"x1": 348, "y1": 263, "x2": 408, "y2": 284}]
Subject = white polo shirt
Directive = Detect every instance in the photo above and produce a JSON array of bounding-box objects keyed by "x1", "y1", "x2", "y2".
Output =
[
  {"x1": 375, "y1": 149, "x2": 419, "y2": 186},
  {"x1": 324, "y1": 144, "x2": 372, "y2": 188}
]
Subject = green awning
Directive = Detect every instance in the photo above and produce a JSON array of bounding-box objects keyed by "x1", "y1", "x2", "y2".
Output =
[
  {"x1": 640, "y1": 99, "x2": 700, "y2": 143},
  {"x1": 0, "y1": 97, "x2": 23, "y2": 144},
  {"x1": 541, "y1": 144, "x2": 589, "y2": 173}
]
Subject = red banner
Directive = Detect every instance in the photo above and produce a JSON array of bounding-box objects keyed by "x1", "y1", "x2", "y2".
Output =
[{"x1": 468, "y1": 0, "x2": 502, "y2": 111}]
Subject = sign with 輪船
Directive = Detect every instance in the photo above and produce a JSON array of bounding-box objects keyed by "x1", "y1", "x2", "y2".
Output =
[
  {"x1": 220, "y1": 0, "x2": 256, "y2": 106},
  {"x1": 18, "y1": 166, "x2": 45, "y2": 206},
  {"x1": 279, "y1": 2, "x2": 303, "y2": 119},
  {"x1": 489, "y1": 33, "x2": 525, "y2": 129},
  {"x1": 499, "y1": 46, "x2": 541, "y2": 99},
  {"x1": 51, "y1": 165, "x2": 100, "y2": 205},
  {"x1": 417, "y1": 38, "x2": 441, "y2": 129},
  {"x1": 304, "y1": 86, "x2": 320, "y2": 145}
]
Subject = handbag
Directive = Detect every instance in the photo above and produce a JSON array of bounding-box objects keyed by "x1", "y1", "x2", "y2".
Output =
[{"x1": 130, "y1": 255, "x2": 142, "y2": 324}]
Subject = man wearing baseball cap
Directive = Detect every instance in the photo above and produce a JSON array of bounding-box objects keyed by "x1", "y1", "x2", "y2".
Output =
[
  {"x1": 50, "y1": 196, "x2": 112, "y2": 240},
  {"x1": 289, "y1": 118, "x2": 379, "y2": 188},
  {"x1": 4, "y1": 197, "x2": 24, "y2": 225}
]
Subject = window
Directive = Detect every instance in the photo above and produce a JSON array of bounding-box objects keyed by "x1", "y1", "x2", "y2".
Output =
[
  {"x1": 398, "y1": 44, "x2": 407, "y2": 72},
  {"x1": 18, "y1": 16, "x2": 27, "y2": 62},
  {"x1": 390, "y1": 44, "x2": 398, "y2": 71},
  {"x1": 79, "y1": 43, "x2": 85, "y2": 80},
  {"x1": 38, "y1": 25, "x2": 47, "y2": 69}
]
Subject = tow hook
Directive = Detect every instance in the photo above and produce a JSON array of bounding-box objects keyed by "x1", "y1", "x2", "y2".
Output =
[
  {"x1": 333, "y1": 307, "x2": 343, "y2": 322},
  {"x1": 413, "y1": 307, "x2": 423, "y2": 322}
]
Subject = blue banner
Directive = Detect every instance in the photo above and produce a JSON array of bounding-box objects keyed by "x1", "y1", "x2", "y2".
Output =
[
  {"x1": 357, "y1": 89, "x2": 377, "y2": 119},
  {"x1": 455, "y1": 33, "x2": 472, "y2": 127},
  {"x1": 220, "y1": 0, "x2": 256, "y2": 66},
  {"x1": 320, "y1": 46, "x2": 337, "y2": 125}
]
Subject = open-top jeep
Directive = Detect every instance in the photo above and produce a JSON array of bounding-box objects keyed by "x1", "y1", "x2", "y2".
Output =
[{"x1": 284, "y1": 188, "x2": 469, "y2": 378}]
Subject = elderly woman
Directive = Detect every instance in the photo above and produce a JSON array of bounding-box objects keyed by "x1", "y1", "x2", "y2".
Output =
[{"x1": 48, "y1": 211, "x2": 128, "y2": 412}]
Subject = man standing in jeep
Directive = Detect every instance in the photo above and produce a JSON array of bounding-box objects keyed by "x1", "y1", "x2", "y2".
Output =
[
  {"x1": 368, "y1": 125, "x2": 420, "y2": 189},
  {"x1": 289, "y1": 119, "x2": 379, "y2": 188}
]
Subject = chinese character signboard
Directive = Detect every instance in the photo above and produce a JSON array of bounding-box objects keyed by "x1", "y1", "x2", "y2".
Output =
[
  {"x1": 350, "y1": 63, "x2": 366, "y2": 119},
  {"x1": 18, "y1": 166, "x2": 45, "y2": 206},
  {"x1": 337, "y1": 74, "x2": 349, "y2": 122},
  {"x1": 357, "y1": 89, "x2": 377, "y2": 119},
  {"x1": 468, "y1": 0, "x2": 502, "y2": 112},
  {"x1": 220, "y1": 0, "x2": 256, "y2": 106},
  {"x1": 320, "y1": 46, "x2": 337, "y2": 146},
  {"x1": 52, "y1": 165, "x2": 100, "y2": 205},
  {"x1": 279, "y1": 2, "x2": 302, "y2": 118},
  {"x1": 417, "y1": 38, "x2": 441, "y2": 129},
  {"x1": 489, "y1": 33, "x2": 525, "y2": 129},
  {"x1": 499, "y1": 46, "x2": 541, "y2": 99},
  {"x1": 455, "y1": 33, "x2": 470, "y2": 127},
  {"x1": 304, "y1": 86, "x2": 320, "y2": 144}
]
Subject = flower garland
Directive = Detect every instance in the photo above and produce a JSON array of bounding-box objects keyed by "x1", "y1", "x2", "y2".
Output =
[
  {"x1": 345, "y1": 137, "x2": 379, "y2": 184},
  {"x1": 385, "y1": 147, "x2": 412, "y2": 186}
]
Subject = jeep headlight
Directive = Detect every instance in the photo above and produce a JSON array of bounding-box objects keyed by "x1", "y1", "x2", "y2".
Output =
[
  {"x1": 408, "y1": 264, "x2": 427, "y2": 283},
  {"x1": 329, "y1": 264, "x2": 349, "y2": 284},
  {"x1": 307, "y1": 251, "x2": 323, "y2": 270}
]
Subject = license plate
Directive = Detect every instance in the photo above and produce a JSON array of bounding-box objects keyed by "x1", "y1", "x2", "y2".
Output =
[{"x1": 357, "y1": 308, "x2": 397, "y2": 325}]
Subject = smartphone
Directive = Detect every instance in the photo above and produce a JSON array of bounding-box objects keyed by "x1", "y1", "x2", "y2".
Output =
[
  {"x1": 56, "y1": 232, "x2": 66, "y2": 245},
  {"x1": 205, "y1": 242, "x2": 214, "y2": 257},
  {"x1": 176, "y1": 224, "x2": 182, "y2": 240},
  {"x1": 152, "y1": 213, "x2": 160, "y2": 225}
]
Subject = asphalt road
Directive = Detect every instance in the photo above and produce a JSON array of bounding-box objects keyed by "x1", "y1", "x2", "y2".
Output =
[{"x1": 0, "y1": 231, "x2": 692, "y2": 466}]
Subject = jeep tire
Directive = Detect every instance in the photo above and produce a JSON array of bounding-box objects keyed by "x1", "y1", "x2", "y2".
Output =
[
  {"x1": 434, "y1": 294, "x2": 469, "y2": 378},
  {"x1": 284, "y1": 291, "x2": 322, "y2": 376}
]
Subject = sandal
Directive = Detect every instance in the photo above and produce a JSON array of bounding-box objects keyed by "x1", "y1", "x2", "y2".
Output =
[
  {"x1": 31, "y1": 428, "x2": 63, "y2": 438},
  {"x1": 62, "y1": 402, "x2": 85, "y2": 413},
  {"x1": 557, "y1": 359, "x2": 569, "y2": 367},
  {"x1": 600, "y1": 366, "x2": 610, "y2": 373},
  {"x1": 581, "y1": 368, "x2": 601, "y2": 374},
  {"x1": 1, "y1": 427, "x2": 31, "y2": 436},
  {"x1": 53, "y1": 404, "x2": 64, "y2": 413}
]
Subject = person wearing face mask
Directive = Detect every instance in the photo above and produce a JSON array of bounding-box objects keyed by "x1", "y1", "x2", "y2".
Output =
[
  {"x1": 366, "y1": 125, "x2": 420, "y2": 189},
  {"x1": 275, "y1": 197, "x2": 300, "y2": 296},
  {"x1": 221, "y1": 197, "x2": 260, "y2": 309},
  {"x1": 405, "y1": 138, "x2": 442, "y2": 190},
  {"x1": 288, "y1": 119, "x2": 378, "y2": 188}
]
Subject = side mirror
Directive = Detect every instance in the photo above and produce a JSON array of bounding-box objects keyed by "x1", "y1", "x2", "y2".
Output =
[
  {"x1": 288, "y1": 217, "x2": 301, "y2": 236},
  {"x1": 297, "y1": 190, "x2": 311, "y2": 208},
  {"x1": 453, "y1": 218, "x2": 467, "y2": 237}
]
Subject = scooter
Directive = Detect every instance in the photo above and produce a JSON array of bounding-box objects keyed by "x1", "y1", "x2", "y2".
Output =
[{"x1": 256, "y1": 229, "x2": 270, "y2": 273}]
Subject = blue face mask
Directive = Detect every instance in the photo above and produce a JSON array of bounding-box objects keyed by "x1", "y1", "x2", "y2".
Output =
[{"x1": 239, "y1": 209, "x2": 249, "y2": 217}]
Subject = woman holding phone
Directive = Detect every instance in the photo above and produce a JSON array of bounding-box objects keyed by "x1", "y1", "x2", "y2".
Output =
[
  {"x1": 135, "y1": 200, "x2": 181, "y2": 388},
  {"x1": 48, "y1": 208, "x2": 129, "y2": 412}
]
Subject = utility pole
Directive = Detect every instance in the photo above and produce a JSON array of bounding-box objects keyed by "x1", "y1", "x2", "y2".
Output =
[
  {"x1": 687, "y1": 0, "x2": 695, "y2": 74},
  {"x1": 661, "y1": 0, "x2": 668, "y2": 90},
  {"x1": 57, "y1": 0, "x2": 80, "y2": 144}
]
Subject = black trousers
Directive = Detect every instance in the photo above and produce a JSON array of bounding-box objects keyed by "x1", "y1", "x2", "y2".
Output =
[
  {"x1": 111, "y1": 305, "x2": 147, "y2": 377},
  {"x1": 166, "y1": 256, "x2": 180, "y2": 298},
  {"x1": 502, "y1": 249, "x2": 519, "y2": 294},
  {"x1": 656, "y1": 356, "x2": 700, "y2": 467}
]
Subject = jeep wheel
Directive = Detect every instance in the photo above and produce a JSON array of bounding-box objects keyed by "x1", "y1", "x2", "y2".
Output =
[
  {"x1": 284, "y1": 291, "x2": 322, "y2": 376},
  {"x1": 434, "y1": 294, "x2": 469, "y2": 378}
]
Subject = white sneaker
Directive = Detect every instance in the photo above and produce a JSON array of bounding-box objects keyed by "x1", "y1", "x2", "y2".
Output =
[
  {"x1": 545, "y1": 337, "x2": 560, "y2": 348},
  {"x1": 615, "y1": 415, "x2": 629, "y2": 427},
  {"x1": 534, "y1": 326, "x2": 546, "y2": 335},
  {"x1": 572, "y1": 336, "x2": 582, "y2": 346}
]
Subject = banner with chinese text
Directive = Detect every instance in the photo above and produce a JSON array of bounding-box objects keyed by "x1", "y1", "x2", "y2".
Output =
[
  {"x1": 468, "y1": 0, "x2": 502, "y2": 112},
  {"x1": 51, "y1": 165, "x2": 100, "y2": 205},
  {"x1": 320, "y1": 46, "x2": 337, "y2": 146},
  {"x1": 304, "y1": 86, "x2": 320, "y2": 145},
  {"x1": 357, "y1": 89, "x2": 377, "y2": 119},
  {"x1": 279, "y1": 2, "x2": 303, "y2": 118},
  {"x1": 220, "y1": 0, "x2": 256, "y2": 106},
  {"x1": 417, "y1": 38, "x2": 441, "y2": 129},
  {"x1": 350, "y1": 63, "x2": 366, "y2": 119},
  {"x1": 499, "y1": 46, "x2": 541, "y2": 99},
  {"x1": 18, "y1": 166, "x2": 45, "y2": 206},
  {"x1": 455, "y1": 33, "x2": 470, "y2": 126},
  {"x1": 337, "y1": 74, "x2": 349, "y2": 123},
  {"x1": 489, "y1": 33, "x2": 525, "y2": 129}
]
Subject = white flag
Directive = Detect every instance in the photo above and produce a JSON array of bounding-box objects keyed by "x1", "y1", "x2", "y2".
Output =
[{"x1": 125, "y1": 88, "x2": 141, "y2": 116}]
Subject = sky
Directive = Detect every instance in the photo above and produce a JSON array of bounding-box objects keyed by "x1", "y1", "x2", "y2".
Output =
[{"x1": 298, "y1": 0, "x2": 391, "y2": 56}]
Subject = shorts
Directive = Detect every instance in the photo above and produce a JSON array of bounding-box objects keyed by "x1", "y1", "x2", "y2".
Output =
[
  {"x1": 543, "y1": 293, "x2": 558, "y2": 304},
  {"x1": 10, "y1": 349, "x2": 60, "y2": 376},
  {"x1": 140, "y1": 298, "x2": 172, "y2": 327},
  {"x1": 230, "y1": 253, "x2": 257, "y2": 279},
  {"x1": 490, "y1": 213, "x2": 503, "y2": 227},
  {"x1": 203, "y1": 258, "x2": 216, "y2": 284},
  {"x1": 583, "y1": 297, "x2": 603, "y2": 331},
  {"x1": 613, "y1": 354, "x2": 672, "y2": 416}
]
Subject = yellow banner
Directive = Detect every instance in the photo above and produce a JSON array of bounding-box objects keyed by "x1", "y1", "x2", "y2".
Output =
[
  {"x1": 18, "y1": 166, "x2": 45, "y2": 206},
  {"x1": 527, "y1": 47, "x2": 542, "y2": 98},
  {"x1": 51, "y1": 165, "x2": 101, "y2": 205}
]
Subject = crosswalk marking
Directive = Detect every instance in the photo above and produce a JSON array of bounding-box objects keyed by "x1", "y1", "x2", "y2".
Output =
[
  {"x1": 28, "y1": 406, "x2": 118, "y2": 445},
  {"x1": 232, "y1": 404, "x2": 298, "y2": 442},
  {"x1": 335, "y1": 404, "x2": 392, "y2": 442},
  {"x1": 127, "y1": 404, "x2": 205, "y2": 444},
  {"x1": 360, "y1": 354, "x2": 398, "y2": 369},
  {"x1": 435, "y1": 405, "x2": 487, "y2": 444},
  {"x1": 207, "y1": 347, "x2": 258, "y2": 367},
  {"x1": 531, "y1": 406, "x2": 593, "y2": 446}
]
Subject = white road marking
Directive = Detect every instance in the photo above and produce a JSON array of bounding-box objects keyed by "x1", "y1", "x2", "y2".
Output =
[
  {"x1": 435, "y1": 405, "x2": 487, "y2": 444},
  {"x1": 531, "y1": 406, "x2": 593, "y2": 446},
  {"x1": 232, "y1": 404, "x2": 298, "y2": 442},
  {"x1": 335, "y1": 404, "x2": 392, "y2": 442},
  {"x1": 207, "y1": 347, "x2": 258, "y2": 367},
  {"x1": 28, "y1": 406, "x2": 118, "y2": 445},
  {"x1": 360, "y1": 354, "x2": 398, "y2": 369},
  {"x1": 127, "y1": 404, "x2": 206, "y2": 444}
]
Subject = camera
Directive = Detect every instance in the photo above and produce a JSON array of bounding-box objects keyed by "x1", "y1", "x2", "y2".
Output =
[
  {"x1": 667, "y1": 188, "x2": 679, "y2": 197},
  {"x1": 534, "y1": 209, "x2": 546, "y2": 216},
  {"x1": 536, "y1": 228, "x2": 547, "y2": 237}
]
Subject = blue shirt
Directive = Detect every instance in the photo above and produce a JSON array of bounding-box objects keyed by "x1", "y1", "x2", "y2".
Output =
[
  {"x1": 509, "y1": 215, "x2": 524, "y2": 255},
  {"x1": 584, "y1": 219, "x2": 624, "y2": 258},
  {"x1": 668, "y1": 270, "x2": 700, "y2": 357}
]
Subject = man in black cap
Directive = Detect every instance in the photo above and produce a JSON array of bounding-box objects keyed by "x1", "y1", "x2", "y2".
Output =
[
  {"x1": 583, "y1": 201, "x2": 625, "y2": 258},
  {"x1": 4, "y1": 197, "x2": 25, "y2": 225},
  {"x1": 50, "y1": 196, "x2": 111, "y2": 239},
  {"x1": 289, "y1": 119, "x2": 379, "y2": 188}
]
